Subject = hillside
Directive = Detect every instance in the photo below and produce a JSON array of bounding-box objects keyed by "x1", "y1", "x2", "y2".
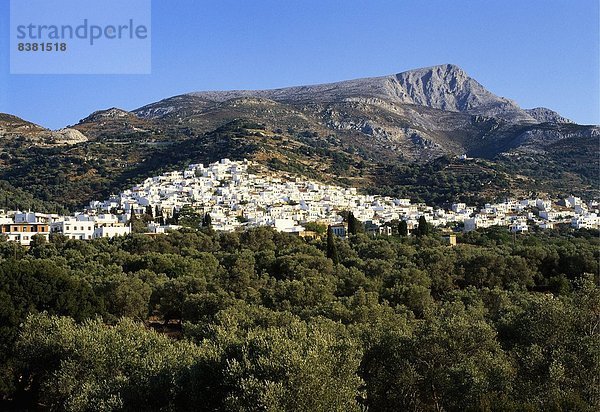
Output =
[
  {"x1": 0, "y1": 64, "x2": 597, "y2": 211},
  {"x1": 135, "y1": 64, "x2": 598, "y2": 162}
]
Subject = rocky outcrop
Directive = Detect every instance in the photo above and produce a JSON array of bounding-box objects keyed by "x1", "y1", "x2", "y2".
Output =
[
  {"x1": 50, "y1": 128, "x2": 88, "y2": 145},
  {"x1": 525, "y1": 107, "x2": 573, "y2": 124},
  {"x1": 79, "y1": 108, "x2": 133, "y2": 124}
]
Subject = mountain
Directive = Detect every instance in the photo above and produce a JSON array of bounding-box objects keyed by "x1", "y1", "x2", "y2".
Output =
[
  {"x1": 139, "y1": 64, "x2": 534, "y2": 122},
  {"x1": 135, "y1": 64, "x2": 596, "y2": 161},
  {"x1": 393, "y1": 64, "x2": 533, "y2": 122},
  {"x1": 71, "y1": 107, "x2": 166, "y2": 140},
  {"x1": 0, "y1": 113, "x2": 87, "y2": 145},
  {"x1": 0, "y1": 113, "x2": 47, "y2": 135},
  {"x1": 0, "y1": 64, "x2": 597, "y2": 211},
  {"x1": 525, "y1": 107, "x2": 573, "y2": 124}
]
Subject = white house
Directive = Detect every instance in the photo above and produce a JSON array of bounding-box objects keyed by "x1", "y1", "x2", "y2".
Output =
[{"x1": 93, "y1": 226, "x2": 131, "y2": 238}]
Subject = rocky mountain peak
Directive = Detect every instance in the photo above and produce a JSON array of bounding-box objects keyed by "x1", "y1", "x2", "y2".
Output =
[
  {"x1": 394, "y1": 64, "x2": 476, "y2": 109},
  {"x1": 525, "y1": 107, "x2": 573, "y2": 124},
  {"x1": 162, "y1": 64, "x2": 537, "y2": 122},
  {"x1": 391, "y1": 64, "x2": 533, "y2": 121},
  {"x1": 133, "y1": 64, "x2": 583, "y2": 126}
]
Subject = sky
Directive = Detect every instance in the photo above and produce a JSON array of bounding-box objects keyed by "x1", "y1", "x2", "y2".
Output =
[{"x1": 1, "y1": 0, "x2": 598, "y2": 129}]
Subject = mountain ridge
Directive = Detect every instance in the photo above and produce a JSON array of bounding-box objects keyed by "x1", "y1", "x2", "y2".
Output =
[
  {"x1": 130, "y1": 64, "x2": 597, "y2": 165},
  {"x1": 137, "y1": 64, "x2": 539, "y2": 123},
  {"x1": 0, "y1": 64, "x2": 596, "y2": 211}
]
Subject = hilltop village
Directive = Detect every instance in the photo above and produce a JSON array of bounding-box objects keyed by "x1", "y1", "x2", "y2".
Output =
[{"x1": 1, "y1": 159, "x2": 598, "y2": 245}]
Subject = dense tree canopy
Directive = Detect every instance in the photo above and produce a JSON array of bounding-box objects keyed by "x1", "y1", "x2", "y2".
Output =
[{"x1": 0, "y1": 226, "x2": 598, "y2": 411}]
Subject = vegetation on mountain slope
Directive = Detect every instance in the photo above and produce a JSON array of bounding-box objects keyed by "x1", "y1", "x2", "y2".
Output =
[
  {"x1": 1, "y1": 65, "x2": 598, "y2": 211},
  {"x1": 0, "y1": 114, "x2": 597, "y2": 212}
]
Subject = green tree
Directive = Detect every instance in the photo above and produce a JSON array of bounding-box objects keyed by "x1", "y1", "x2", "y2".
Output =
[
  {"x1": 101, "y1": 275, "x2": 152, "y2": 321},
  {"x1": 362, "y1": 301, "x2": 514, "y2": 411},
  {"x1": 178, "y1": 205, "x2": 202, "y2": 228},
  {"x1": 154, "y1": 205, "x2": 164, "y2": 225},
  {"x1": 202, "y1": 212, "x2": 212, "y2": 229},
  {"x1": 16, "y1": 313, "x2": 203, "y2": 411},
  {"x1": 0, "y1": 259, "x2": 97, "y2": 400},
  {"x1": 29, "y1": 234, "x2": 57, "y2": 259},
  {"x1": 222, "y1": 319, "x2": 363, "y2": 412},
  {"x1": 326, "y1": 226, "x2": 339, "y2": 265},
  {"x1": 398, "y1": 220, "x2": 408, "y2": 237},
  {"x1": 417, "y1": 215, "x2": 430, "y2": 237},
  {"x1": 496, "y1": 282, "x2": 600, "y2": 410},
  {"x1": 129, "y1": 209, "x2": 147, "y2": 233},
  {"x1": 222, "y1": 249, "x2": 257, "y2": 300},
  {"x1": 171, "y1": 209, "x2": 180, "y2": 225},
  {"x1": 347, "y1": 212, "x2": 362, "y2": 236},
  {"x1": 304, "y1": 221, "x2": 327, "y2": 236}
]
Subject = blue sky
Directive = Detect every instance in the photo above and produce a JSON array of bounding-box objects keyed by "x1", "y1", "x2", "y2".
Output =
[{"x1": 1, "y1": 0, "x2": 598, "y2": 129}]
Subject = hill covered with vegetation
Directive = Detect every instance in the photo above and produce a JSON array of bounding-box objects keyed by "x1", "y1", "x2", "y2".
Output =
[{"x1": 0, "y1": 113, "x2": 597, "y2": 213}]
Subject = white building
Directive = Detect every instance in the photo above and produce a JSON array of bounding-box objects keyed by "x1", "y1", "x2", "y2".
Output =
[
  {"x1": 93, "y1": 226, "x2": 131, "y2": 238},
  {"x1": 51, "y1": 217, "x2": 95, "y2": 240}
]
